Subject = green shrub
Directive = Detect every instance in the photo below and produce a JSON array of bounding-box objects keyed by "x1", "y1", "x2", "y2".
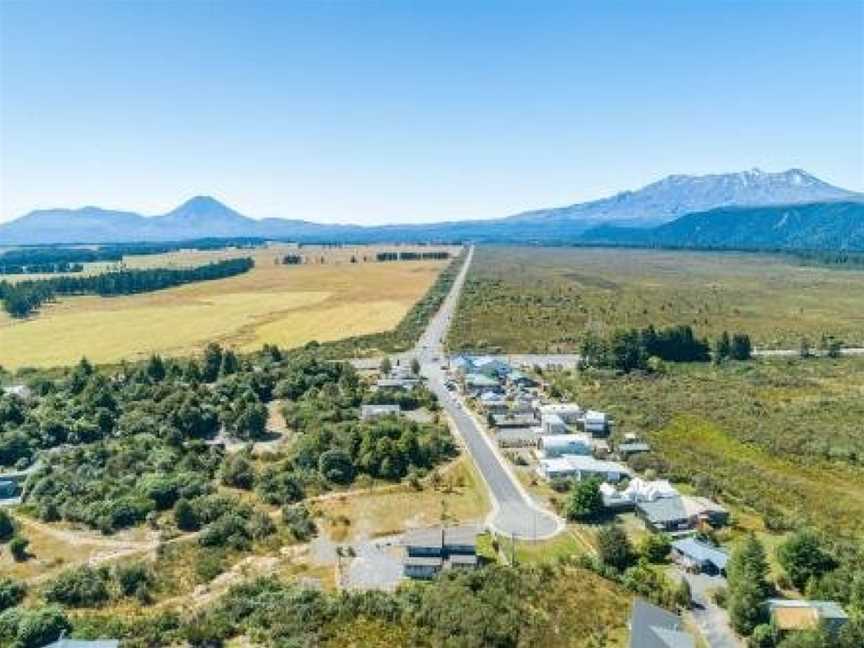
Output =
[{"x1": 43, "y1": 565, "x2": 111, "y2": 608}]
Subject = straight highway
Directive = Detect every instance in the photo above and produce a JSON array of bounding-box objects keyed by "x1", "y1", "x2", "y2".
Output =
[{"x1": 416, "y1": 247, "x2": 563, "y2": 540}]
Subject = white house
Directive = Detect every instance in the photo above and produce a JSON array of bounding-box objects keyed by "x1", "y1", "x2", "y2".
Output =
[
  {"x1": 583, "y1": 410, "x2": 610, "y2": 435},
  {"x1": 537, "y1": 455, "x2": 630, "y2": 482},
  {"x1": 537, "y1": 434, "x2": 592, "y2": 458},
  {"x1": 541, "y1": 413, "x2": 569, "y2": 435},
  {"x1": 536, "y1": 403, "x2": 582, "y2": 424}
]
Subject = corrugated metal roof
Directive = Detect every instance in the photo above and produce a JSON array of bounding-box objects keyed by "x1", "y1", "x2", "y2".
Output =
[{"x1": 671, "y1": 538, "x2": 729, "y2": 570}]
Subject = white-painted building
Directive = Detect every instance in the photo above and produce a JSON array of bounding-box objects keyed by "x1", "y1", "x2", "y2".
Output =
[
  {"x1": 541, "y1": 413, "x2": 569, "y2": 435},
  {"x1": 537, "y1": 434, "x2": 592, "y2": 458},
  {"x1": 537, "y1": 455, "x2": 630, "y2": 482},
  {"x1": 536, "y1": 402, "x2": 583, "y2": 424},
  {"x1": 583, "y1": 410, "x2": 610, "y2": 435},
  {"x1": 600, "y1": 478, "x2": 679, "y2": 507}
]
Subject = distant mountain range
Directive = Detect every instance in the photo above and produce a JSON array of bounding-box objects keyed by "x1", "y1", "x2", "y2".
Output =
[{"x1": 1, "y1": 168, "x2": 861, "y2": 249}]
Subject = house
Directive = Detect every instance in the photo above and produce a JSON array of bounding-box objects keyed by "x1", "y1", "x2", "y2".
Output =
[
  {"x1": 375, "y1": 377, "x2": 418, "y2": 390},
  {"x1": 451, "y1": 355, "x2": 475, "y2": 374},
  {"x1": 537, "y1": 434, "x2": 592, "y2": 458},
  {"x1": 480, "y1": 392, "x2": 509, "y2": 414},
  {"x1": 686, "y1": 496, "x2": 729, "y2": 527},
  {"x1": 472, "y1": 356, "x2": 511, "y2": 378},
  {"x1": 541, "y1": 413, "x2": 569, "y2": 435},
  {"x1": 43, "y1": 639, "x2": 120, "y2": 648},
  {"x1": 583, "y1": 410, "x2": 610, "y2": 436},
  {"x1": 360, "y1": 404, "x2": 401, "y2": 420},
  {"x1": 636, "y1": 497, "x2": 694, "y2": 533},
  {"x1": 1, "y1": 384, "x2": 32, "y2": 400},
  {"x1": 636, "y1": 495, "x2": 728, "y2": 533},
  {"x1": 601, "y1": 478, "x2": 679, "y2": 509},
  {"x1": 464, "y1": 373, "x2": 501, "y2": 394},
  {"x1": 618, "y1": 441, "x2": 651, "y2": 458},
  {"x1": 537, "y1": 455, "x2": 629, "y2": 482},
  {"x1": 767, "y1": 599, "x2": 849, "y2": 636},
  {"x1": 0, "y1": 480, "x2": 18, "y2": 499},
  {"x1": 629, "y1": 599, "x2": 694, "y2": 648},
  {"x1": 510, "y1": 396, "x2": 535, "y2": 414},
  {"x1": 536, "y1": 402, "x2": 583, "y2": 424},
  {"x1": 507, "y1": 370, "x2": 537, "y2": 388},
  {"x1": 491, "y1": 413, "x2": 537, "y2": 428},
  {"x1": 671, "y1": 537, "x2": 729, "y2": 576},
  {"x1": 403, "y1": 525, "x2": 479, "y2": 579}
]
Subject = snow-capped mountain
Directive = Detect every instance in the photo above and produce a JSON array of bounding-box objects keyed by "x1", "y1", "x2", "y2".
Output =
[
  {"x1": 0, "y1": 168, "x2": 859, "y2": 245},
  {"x1": 504, "y1": 168, "x2": 859, "y2": 227}
]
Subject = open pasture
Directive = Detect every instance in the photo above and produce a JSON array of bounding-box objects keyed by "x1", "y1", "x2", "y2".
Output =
[
  {"x1": 549, "y1": 356, "x2": 864, "y2": 538},
  {"x1": 449, "y1": 246, "x2": 864, "y2": 352},
  {"x1": 0, "y1": 244, "x2": 455, "y2": 368}
]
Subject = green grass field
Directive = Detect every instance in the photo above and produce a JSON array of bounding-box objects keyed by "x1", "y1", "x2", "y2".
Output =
[
  {"x1": 448, "y1": 246, "x2": 864, "y2": 353},
  {"x1": 549, "y1": 356, "x2": 864, "y2": 538}
]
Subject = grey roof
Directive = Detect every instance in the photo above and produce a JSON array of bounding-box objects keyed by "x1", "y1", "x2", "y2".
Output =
[
  {"x1": 443, "y1": 525, "x2": 479, "y2": 547},
  {"x1": 619, "y1": 442, "x2": 651, "y2": 453},
  {"x1": 449, "y1": 553, "x2": 479, "y2": 565},
  {"x1": 671, "y1": 538, "x2": 729, "y2": 571},
  {"x1": 404, "y1": 527, "x2": 443, "y2": 549},
  {"x1": 637, "y1": 496, "x2": 690, "y2": 524},
  {"x1": 629, "y1": 599, "x2": 694, "y2": 648}
]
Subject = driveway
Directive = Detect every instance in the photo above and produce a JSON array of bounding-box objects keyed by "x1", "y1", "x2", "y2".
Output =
[{"x1": 677, "y1": 569, "x2": 743, "y2": 648}]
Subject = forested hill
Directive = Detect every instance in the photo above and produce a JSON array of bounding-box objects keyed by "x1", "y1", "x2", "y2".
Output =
[{"x1": 579, "y1": 201, "x2": 864, "y2": 251}]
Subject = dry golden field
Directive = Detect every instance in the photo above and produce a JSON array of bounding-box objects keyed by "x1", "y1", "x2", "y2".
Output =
[{"x1": 0, "y1": 244, "x2": 455, "y2": 369}]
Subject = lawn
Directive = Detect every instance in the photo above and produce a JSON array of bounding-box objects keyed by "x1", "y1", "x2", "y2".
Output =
[
  {"x1": 549, "y1": 356, "x2": 864, "y2": 538},
  {"x1": 0, "y1": 244, "x2": 455, "y2": 369},
  {"x1": 448, "y1": 245, "x2": 864, "y2": 353}
]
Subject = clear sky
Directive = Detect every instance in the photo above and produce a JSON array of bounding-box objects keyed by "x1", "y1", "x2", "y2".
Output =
[{"x1": 0, "y1": 0, "x2": 861, "y2": 224}]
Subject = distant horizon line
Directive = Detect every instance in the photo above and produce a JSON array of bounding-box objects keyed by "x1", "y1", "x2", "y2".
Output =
[{"x1": 2, "y1": 165, "x2": 860, "y2": 226}]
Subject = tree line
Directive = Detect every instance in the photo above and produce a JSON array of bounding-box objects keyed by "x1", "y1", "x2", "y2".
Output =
[
  {"x1": 579, "y1": 324, "x2": 753, "y2": 372},
  {"x1": 0, "y1": 262, "x2": 85, "y2": 275},
  {"x1": 0, "y1": 257, "x2": 254, "y2": 317},
  {"x1": 376, "y1": 251, "x2": 451, "y2": 261}
]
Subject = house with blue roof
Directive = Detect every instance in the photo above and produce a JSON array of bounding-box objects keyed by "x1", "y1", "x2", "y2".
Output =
[{"x1": 671, "y1": 537, "x2": 729, "y2": 576}]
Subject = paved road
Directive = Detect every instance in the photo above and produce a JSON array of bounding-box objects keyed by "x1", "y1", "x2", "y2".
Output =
[{"x1": 416, "y1": 247, "x2": 562, "y2": 540}]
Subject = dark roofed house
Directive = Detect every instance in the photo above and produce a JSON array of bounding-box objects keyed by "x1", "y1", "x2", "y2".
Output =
[
  {"x1": 636, "y1": 497, "x2": 694, "y2": 533},
  {"x1": 637, "y1": 495, "x2": 729, "y2": 534},
  {"x1": 402, "y1": 525, "x2": 479, "y2": 579},
  {"x1": 767, "y1": 599, "x2": 849, "y2": 636},
  {"x1": 671, "y1": 538, "x2": 729, "y2": 576},
  {"x1": 629, "y1": 599, "x2": 694, "y2": 648}
]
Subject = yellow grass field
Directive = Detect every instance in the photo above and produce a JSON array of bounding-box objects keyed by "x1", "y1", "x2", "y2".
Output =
[{"x1": 0, "y1": 244, "x2": 455, "y2": 369}]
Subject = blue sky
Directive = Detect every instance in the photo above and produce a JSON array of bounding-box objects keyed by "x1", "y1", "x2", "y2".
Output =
[{"x1": 0, "y1": 1, "x2": 861, "y2": 224}]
